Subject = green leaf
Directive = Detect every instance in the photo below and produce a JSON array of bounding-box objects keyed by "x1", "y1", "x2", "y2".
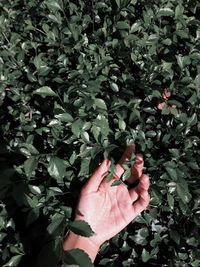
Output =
[
  {"x1": 24, "y1": 156, "x2": 38, "y2": 178},
  {"x1": 130, "y1": 22, "x2": 141, "y2": 33},
  {"x1": 167, "y1": 193, "x2": 174, "y2": 209},
  {"x1": 141, "y1": 248, "x2": 151, "y2": 262},
  {"x1": 111, "y1": 179, "x2": 123, "y2": 186},
  {"x1": 187, "y1": 113, "x2": 197, "y2": 127},
  {"x1": 170, "y1": 230, "x2": 180, "y2": 245},
  {"x1": 33, "y1": 86, "x2": 57, "y2": 97},
  {"x1": 48, "y1": 13, "x2": 62, "y2": 24},
  {"x1": 63, "y1": 249, "x2": 93, "y2": 267},
  {"x1": 115, "y1": 0, "x2": 121, "y2": 8},
  {"x1": 3, "y1": 255, "x2": 23, "y2": 267},
  {"x1": 176, "y1": 55, "x2": 183, "y2": 69},
  {"x1": 122, "y1": 168, "x2": 131, "y2": 181},
  {"x1": 93, "y1": 115, "x2": 110, "y2": 137},
  {"x1": 55, "y1": 113, "x2": 74, "y2": 122},
  {"x1": 45, "y1": 0, "x2": 63, "y2": 11},
  {"x1": 71, "y1": 119, "x2": 83, "y2": 137},
  {"x1": 118, "y1": 119, "x2": 126, "y2": 130},
  {"x1": 33, "y1": 54, "x2": 45, "y2": 69},
  {"x1": 162, "y1": 38, "x2": 172, "y2": 45},
  {"x1": 176, "y1": 184, "x2": 191, "y2": 204},
  {"x1": 21, "y1": 143, "x2": 39, "y2": 155},
  {"x1": 146, "y1": 130, "x2": 157, "y2": 138},
  {"x1": 47, "y1": 215, "x2": 65, "y2": 235},
  {"x1": 110, "y1": 82, "x2": 119, "y2": 92},
  {"x1": 68, "y1": 220, "x2": 95, "y2": 237},
  {"x1": 47, "y1": 156, "x2": 66, "y2": 181},
  {"x1": 133, "y1": 228, "x2": 149, "y2": 245},
  {"x1": 106, "y1": 171, "x2": 115, "y2": 182},
  {"x1": 157, "y1": 8, "x2": 174, "y2": 17},
  {"x1": 175, "y1": 5, "x2": 184, "y2": 19},
  {"x1": 116, "y1": 21, "x2": 130, "y2": 30},
  {"x1": 81, "y1": 131, "x2": 90, "y2": 143},
  {"x1": 94, "y1": 98, "x2": 107, "y2": 110},
  {"x1": 176, "y1": 30, "x2": 189, "y2": 39},
  {"x1": 165, "y1": 167, "x2": 178, "y2": 181},
  {"x1": 91, "y1": 125, "x2": 101, "y2": 143},
  {"x1": 79, "y1": 157, "x2": 91, "y2": 175},
  {"x1": 161, "y1": 105, "x2": 170, "y2": 115},
  {"x1": 187, "y1": 93, "x2": 197, "y2": 105}
]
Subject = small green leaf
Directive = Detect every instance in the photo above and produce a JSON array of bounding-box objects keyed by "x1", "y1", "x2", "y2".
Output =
[
  {"x1": 24, "y1": 156, "x2": 38, "y2": 178},
  {"x1": 176, "y1": 184, "x2": 191, "y2": 204},
  {"x1": 45, "y1": 0, "x2": 62, "y2": 11},
  {"x1": 106, "y1": 171, "x2": 114, "y2": 182},
  {"x1": 118, "y1": 119, "x2": 126, "y2": 130},
  {"x1": 141, "y1": 248, "x2": 151, "y2": 262},
  {"x1": 33, "y1": 86, "x2": 57, "y2": 97},
  {"x1": 68, "y1": 220, "x2": 95, "y2": 237},
  {"x1": 175, "y1": 5, "x2": 184, "y2": 19},
  {"x1": 116, "y1": 21, "x2": 130, "y2": 30},
  {"x1": 115, "y1": 0, "x2": 120, "y2": 8},
  {"x1": 133, "y1": 228, "x2": 149, "y2": 245},
  {"x1": 162, "y1": 38, "x2": 172, "y2": 45},
  {"x1": 152, "y1": 90, "x2": 162, "y2": 97},
  {"x1": 48, "y1": 13, "x2": 62, "y2": 24},
  {"x1": 94, "y1": 98, "x2": 107, "y2": 110},
  {"x1": 111, "y1": 179, "x2": 123, "y2": 186},
  {"x1": 165, "y1": 167, "x2": 178, "y2": 181},
  {"x1": 161, "y1": 105, "x2": 170, "y2": 115},
  {"x1": 81, "y1": 131, "x2": 90, "y2": 143},
  {"x1": 130, "y1": 22, "x2": 141, "y2": 33},
  {"x1": 47, "y1": 156, "x2": 66, "y2": 181},
  {"x1": 20, "y1": 143, "x2": 39, "y2": 155},
  {"x1": 91, "y1": 125, "x2": 101, "y2": 142},
  {"x1": 63, "y1": 249, "x2": 93, "y2": 267},
  {"x1": 176, "y1": 30, "x2": 189, "y2": 39},
  {"x1": 167, "y1": 193, "x2": 174, "y2": 209},
  {"x1": 47, "y1": 215, "x2": 65, "y2": 235},
  {"x1": 3, "y1": 255, "x2": 23, "y2": 267},
  {"x1": 110, "y1": 82, "x2": 119, "y2": 92},
  {"x1": 187, "y1": 113, "x2": 197, "y2": 127},
  {"x1": 122, "y1": 168, "x2": 131, "y2": 181},
  {"x1": 157, "y1": 8, "x2": 174, "y2": 17},
  {"x1": 176, "y1": 55, "x2": 185, "y2": 69},
  {"x1": 146, "y1": 131, "x2": 157, "y2": 138},
  {"x1": 170, "y1": 230, "x2": 180, "y2": 245},
  {"x1": 71, "y1": 119, "x2": 83, "y2": 137},
  {"x1": 55, "y1": 113, "x2": 74, "y2": 122}
]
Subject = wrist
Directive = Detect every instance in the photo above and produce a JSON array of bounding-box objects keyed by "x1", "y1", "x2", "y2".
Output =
[{"x1": 63, "y1": 232, "x2": 101, "y2": 263}]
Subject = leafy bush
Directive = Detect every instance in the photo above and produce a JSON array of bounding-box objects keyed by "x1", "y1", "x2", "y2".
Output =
[{"x1": 0, "y1": 0, "x2": 200, "y2": 266}]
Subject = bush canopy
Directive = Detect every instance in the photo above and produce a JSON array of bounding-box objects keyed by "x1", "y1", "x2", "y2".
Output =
[{"x1": 0, "y1": 0, "x2": 199, "y2": 266}]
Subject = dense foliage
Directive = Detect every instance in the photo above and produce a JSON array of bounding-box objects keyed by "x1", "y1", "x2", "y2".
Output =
[{"x1": 0, "y1": 0, "x2": 200, "y2": 266}]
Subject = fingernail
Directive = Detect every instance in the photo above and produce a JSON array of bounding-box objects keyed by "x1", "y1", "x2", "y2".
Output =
[
  {"x1": 136, "y1": 158, "x2": 142, "y2": 164},
  {"x1": 136, "y1": 154, "x2": 143, "y2": 163},
  {"x1": 106, "y1": 159, "x2": 110, "y2": 166}
]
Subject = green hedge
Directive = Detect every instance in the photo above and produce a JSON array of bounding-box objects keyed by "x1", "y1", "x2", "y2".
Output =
[{"x1": 0, "y1": 0, "x2": 200, "y2": 266}]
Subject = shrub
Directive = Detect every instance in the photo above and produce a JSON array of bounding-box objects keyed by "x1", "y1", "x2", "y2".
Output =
[{"x1": 0, "y1": 0, "x2": 199, "y2": 266}]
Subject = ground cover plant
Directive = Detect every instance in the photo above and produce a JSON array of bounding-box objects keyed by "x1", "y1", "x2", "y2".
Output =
[{"x1": 0, "y1": 0, "x2": 200, "y2": 266}]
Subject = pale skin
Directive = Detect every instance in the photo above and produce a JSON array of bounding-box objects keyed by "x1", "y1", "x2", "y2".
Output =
[
  {"x1": 157, "y1": 88, "x2": 176, "y2": 112},
  {"x1": 63, "y1": 145, "x2": 151, "y2": 263}
]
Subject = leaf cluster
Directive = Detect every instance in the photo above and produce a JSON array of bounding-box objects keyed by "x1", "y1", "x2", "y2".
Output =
[{"x1": 0, "y1": 0, "x2": 200, "y2": 266}]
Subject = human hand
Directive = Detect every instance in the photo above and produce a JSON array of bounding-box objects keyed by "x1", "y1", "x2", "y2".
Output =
[
  {"x1": 76, "y1": 145, "x2": 150, "y2": 244},
  {"x1": 63, "y1": 145, "x2": 150, "y2": 262},
  {"x1": 157, "y1": 88, "x2": 177, "y2": 113}
]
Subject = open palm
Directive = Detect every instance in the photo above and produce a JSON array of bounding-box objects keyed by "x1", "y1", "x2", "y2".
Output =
[{"x1": 75, "y1": 145, "x2": 150, "y2": 247}]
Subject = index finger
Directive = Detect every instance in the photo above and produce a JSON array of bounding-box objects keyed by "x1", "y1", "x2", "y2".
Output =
[
  {"x1": 125, "y1": 154, "x2": 144, "y2": 184},
  {"x1": 114, "y1": 145, "x2": 135, "y2": 179}
]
